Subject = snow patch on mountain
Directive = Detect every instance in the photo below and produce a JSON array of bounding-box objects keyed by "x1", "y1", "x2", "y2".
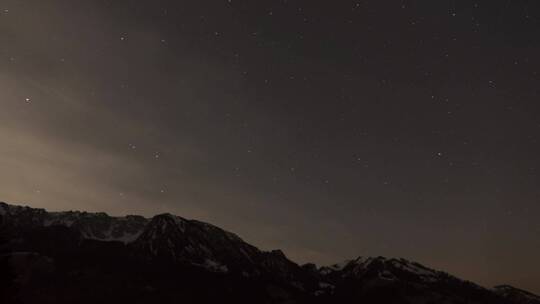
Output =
[
  {"x1": 201, "y1": 259, "x2": 229, "y2": 273},
  {"x1": 319, "y1": 259, "x2": 352, "y2": 275},
  {"x1": 494, "y1": 285, "x2": 540, "y2": 304},
  {"x1": 320, "y1": 256, "x2": 448, "y2": 285}
]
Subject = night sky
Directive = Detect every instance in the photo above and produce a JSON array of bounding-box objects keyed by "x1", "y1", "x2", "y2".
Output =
[{"x1": 1, "y1": 0, "x2": 540, "y2": 293}]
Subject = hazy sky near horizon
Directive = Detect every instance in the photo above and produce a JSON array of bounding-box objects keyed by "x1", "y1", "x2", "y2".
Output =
[{"x1": 1, "y1": 0, "x2": 540, "y2": 293}]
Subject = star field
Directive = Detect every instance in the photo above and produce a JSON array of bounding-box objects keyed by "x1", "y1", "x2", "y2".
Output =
[{"x1": 0, "y1": 0, "x2": 539, "y2": 293}]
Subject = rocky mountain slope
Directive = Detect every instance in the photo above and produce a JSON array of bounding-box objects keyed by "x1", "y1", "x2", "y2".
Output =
[
  {"x1": 1, "y1": 202, "x2": 538, "y2": 304},
  {"x1": 494, "y1": 285, "x2": 540, "y2": 304}
]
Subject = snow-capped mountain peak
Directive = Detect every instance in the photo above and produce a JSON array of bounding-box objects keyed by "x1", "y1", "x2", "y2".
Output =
[
  {"x1": 494, "y1": 285, "x2": 540, "y2": 304},
  {"x1": 2, "y1": 201, "x2": 538, "y2": 304},
  {"x1": 0, "y1": 202, "x2": 148, "y2": 244}
]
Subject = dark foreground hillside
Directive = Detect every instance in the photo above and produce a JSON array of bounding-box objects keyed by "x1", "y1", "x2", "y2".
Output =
[{"x1": 1, "y1": 202, "x2": 538, "y2": 304}]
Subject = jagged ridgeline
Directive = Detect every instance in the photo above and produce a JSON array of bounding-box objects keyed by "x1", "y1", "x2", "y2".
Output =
[{"x1": 1, "y1": 202, "x2": 539, "y2": 304}]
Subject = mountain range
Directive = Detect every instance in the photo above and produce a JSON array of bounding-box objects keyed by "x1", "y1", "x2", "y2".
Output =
[{"x1": 1, "y1": 202, "x2": 538, "y2": 304}]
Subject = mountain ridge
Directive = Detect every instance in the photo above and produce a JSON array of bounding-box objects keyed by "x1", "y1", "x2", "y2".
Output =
[{"x1": 1, "y1": 201, "x2": 538, "y2": 304}]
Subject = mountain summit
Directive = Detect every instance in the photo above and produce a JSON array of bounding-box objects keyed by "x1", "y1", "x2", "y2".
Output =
[{"x1": 1, "y1": 202, "x2": 538, "y2": 304}]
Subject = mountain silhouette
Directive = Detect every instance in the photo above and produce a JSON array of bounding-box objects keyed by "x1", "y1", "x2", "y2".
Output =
[{"x1": 1, "y1": 202, "x2": 538, "y2": 304}]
